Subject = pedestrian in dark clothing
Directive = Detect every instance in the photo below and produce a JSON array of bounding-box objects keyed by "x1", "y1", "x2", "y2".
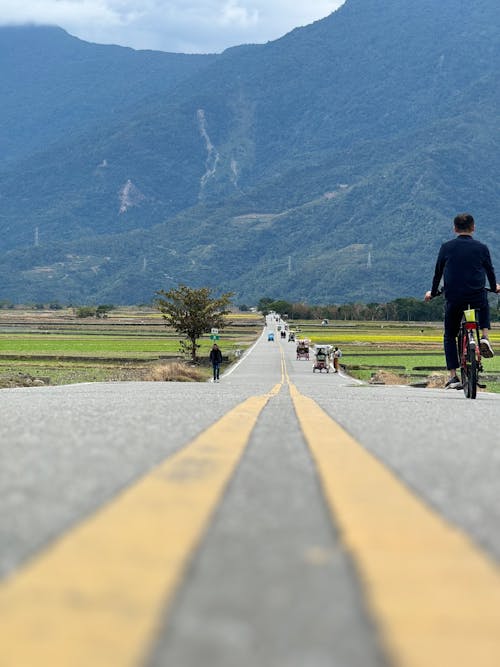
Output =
[
  {"x1": 425, "y1": 213, "x2": 500, "y2": 388},
  {"x1": 209, "y1": 343, "x2": 223, "y2": 382}
]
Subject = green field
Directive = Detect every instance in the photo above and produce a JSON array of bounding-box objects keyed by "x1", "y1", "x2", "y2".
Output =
[
  {"x1": 290, "y1": 321, "x2": 500, "y2": 393},
  {"x1": 0, "y1": 308, "x2": 263, "y2": 387},
  {"x1": 2, "y1": 310, "x2": 500, "y2": 392}
]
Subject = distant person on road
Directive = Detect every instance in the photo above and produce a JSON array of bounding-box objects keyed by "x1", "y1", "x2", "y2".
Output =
[
  {"x1": 209, "y1": 343, "x2": 223, "y2": 383},
  {"x1": 425, "y1": 213, "x2": 500, "y2": 389},
  {"x1": 333, "y1": 346, "x2": 342, "y2": 373}
]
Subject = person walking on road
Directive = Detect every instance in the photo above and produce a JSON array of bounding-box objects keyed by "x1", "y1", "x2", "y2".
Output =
[
  {"x1": 209, "y1": 343, "x2": 223, "y2": 382},
  {"x1": 425, "y1": 213, "x2": 500, "y2": 389},
  {"x1": 333, "y1": 346, "x2": 342, "y2": 373}
]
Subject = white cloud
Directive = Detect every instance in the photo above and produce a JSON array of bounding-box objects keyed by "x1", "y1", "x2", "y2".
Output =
[
  {"x1": 0, "y1": 0, "x2": 120, "y2": 26},
  {"x1": 0, "y1": 0, "x2": 346, "y2": 53},
  {"x1": 218, "y1": 1, "x2": 259, "y2": 28}
]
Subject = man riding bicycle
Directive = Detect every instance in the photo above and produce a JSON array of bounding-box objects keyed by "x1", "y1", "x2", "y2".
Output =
[{"x1": 425, "y1": 213, "x2": 500, "y2": 389}]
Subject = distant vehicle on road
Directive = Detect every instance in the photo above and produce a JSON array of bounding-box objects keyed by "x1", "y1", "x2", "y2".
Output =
[
  {"x1": 296, "y1": 339, "x2": 310, "y2": 360},
  {"x1": 313, "y1": 345, "x2": 332, "y2": 373}
]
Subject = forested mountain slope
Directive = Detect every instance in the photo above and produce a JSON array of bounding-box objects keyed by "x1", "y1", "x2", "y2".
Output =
[{"x1": 0, "y1": 0, "x2": 498, "y2": 304}]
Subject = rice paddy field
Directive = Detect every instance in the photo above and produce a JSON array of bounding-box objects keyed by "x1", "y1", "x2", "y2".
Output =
[
  {"x1": 0, "y1": 308, "x2": 264, "y2": 387},
  {"x1": 2, "y1": 309, "x2": 499, "y2": 393},
  {"x1": 290, "y1": 320, "x2": 500, "y2": 393}
]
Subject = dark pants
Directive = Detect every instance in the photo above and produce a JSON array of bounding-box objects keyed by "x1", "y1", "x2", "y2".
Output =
[
  {"x1": 212, "y1": 362, "x2": 220, "y2": 380},
  {"x1": 443, "y1": 294, "x2": 490, "y2": 370}
]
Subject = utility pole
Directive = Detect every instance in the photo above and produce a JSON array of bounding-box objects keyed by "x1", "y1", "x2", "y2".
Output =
[
  {"x1": 288, "y1": 256, "x2": 292, "y2": 276},
  {"x1": 34, "y1": 227, "x2": 39, "y2": 247}
]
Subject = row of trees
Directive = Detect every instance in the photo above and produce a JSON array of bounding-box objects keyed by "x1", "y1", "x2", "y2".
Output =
[
  {"x1": 257, "y1": 296, "x2": 500, "y2": 322},
  {"x1": 159, "y1": 286, "x2": 498, "y2": 366},
  {"x1": 4, "y1": 287, "x2": 496, "y2": 370},
  {"x1": 0, "y1": 301, "x2": 65, "y2": 310},
  {"x1": 0, "y1": 301, "x2": 114, "y2": 315},
  {"x1": 76, "y1": 304, "x2": 115, "y2": 318}
]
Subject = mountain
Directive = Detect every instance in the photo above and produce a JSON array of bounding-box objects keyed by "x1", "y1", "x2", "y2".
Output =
[
  {"x1": 0, "y1": 25, "x2": 216, "y2": 164},
  {"x1": 0, "y1": 0, "x2": 499, "y2": 305}
]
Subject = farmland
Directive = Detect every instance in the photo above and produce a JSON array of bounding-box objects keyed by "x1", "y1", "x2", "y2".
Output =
[
  {"x1": 0, "y1": 308, "x2": 263, "y2": 387},
  {"x1": 2, "y1": 309, "x2": 500, "y2": 393},
  {"x1": 289, "y1": 320, "x2": 500, "y2": 393}
]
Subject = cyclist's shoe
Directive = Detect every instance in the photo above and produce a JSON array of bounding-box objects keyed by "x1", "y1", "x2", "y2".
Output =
[
  {"x1": 445, "y1": 376, "x2": 462, "y2": 389},
  {"x1": 480, "y1": 338, "x2": 494, "y2": 358}
]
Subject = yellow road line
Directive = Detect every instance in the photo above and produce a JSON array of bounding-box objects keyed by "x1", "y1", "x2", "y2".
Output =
[
  {"x1": 289, "y1": 381, "x2": 500, "y2": 667},
  {"x1": 0, "y1": 384, "x2": 281, "y2": 667}
]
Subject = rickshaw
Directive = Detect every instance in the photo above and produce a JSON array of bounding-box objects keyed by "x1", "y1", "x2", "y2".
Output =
[
  {"x1": 267, "y1": 332, "x2": 274, "y2": 342},
  {"x1": 296, "y1": 338, "x2": 310, "y2": 360},
  {"x1": 313, "y1": 345, "x2": 332, "y2": 373}
]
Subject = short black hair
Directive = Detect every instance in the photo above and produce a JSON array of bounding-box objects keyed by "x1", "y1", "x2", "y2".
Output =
[{"x1": 454, "y1": 213, "x2": 474, "y2": 231}]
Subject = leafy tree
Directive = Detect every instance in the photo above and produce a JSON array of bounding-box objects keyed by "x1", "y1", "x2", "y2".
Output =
[
  {"x1": 156, "y1": 285, "x2": 233, "y2": 362},
  {"x1": 257, "y1": 297, "x2": 293, "y2": 317},
  {"x1": 269, "y1": 300, "x2": 293, "y2": 317},
  {"x1": 96, "y1": 304, "x2": 114, "y2": 318},
  {"x1": 76, "y1": 306, "x2": 96, "y2": 318},
  {"x1": 289, "y1": 302, "x2": 315, "y2": 320},
  {"x1": 257, "y1": 297, "x2": 275, "y2": 315}
]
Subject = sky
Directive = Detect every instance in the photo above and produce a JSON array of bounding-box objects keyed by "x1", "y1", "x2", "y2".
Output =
[{"x1": 0, "y1": 0, "x2": 346, "y2": 54}]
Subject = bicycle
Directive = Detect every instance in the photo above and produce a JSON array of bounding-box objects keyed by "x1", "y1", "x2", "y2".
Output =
[
  {"x1": 458, "y1": 306, "x2": 483, "y2": 399},
  {"x1": 430, "y1": 289, "x2": 496, "y2": 399}
]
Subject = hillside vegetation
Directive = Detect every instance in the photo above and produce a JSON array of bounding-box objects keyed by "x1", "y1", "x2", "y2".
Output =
[{"x1": 0, "y1": 0, "x2": 499, "y2": 304}]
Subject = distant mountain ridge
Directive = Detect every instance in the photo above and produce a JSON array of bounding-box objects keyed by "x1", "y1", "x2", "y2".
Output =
[{"x1": 0, "y1": 0, "x2": 499, "y2": 304}]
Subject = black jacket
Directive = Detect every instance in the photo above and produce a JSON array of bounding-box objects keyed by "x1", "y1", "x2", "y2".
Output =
[
  {"x1": 431, "y1": 235, "x2": 497, "y2": 302},
  {"x1": 209, "y1": 348, "x2": 223, "y2": 364}
]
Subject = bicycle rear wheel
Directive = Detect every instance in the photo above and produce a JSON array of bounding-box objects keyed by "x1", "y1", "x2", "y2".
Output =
[{"x1": 462, "y1": 345, "x2": 478, "y2": 399}]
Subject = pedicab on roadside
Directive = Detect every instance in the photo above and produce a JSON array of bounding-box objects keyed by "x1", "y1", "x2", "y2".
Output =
[{"x1": 313, "y1": 345, "x2": 332, "y2": 373}]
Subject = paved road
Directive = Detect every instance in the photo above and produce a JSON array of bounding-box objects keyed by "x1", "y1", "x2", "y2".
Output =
[{"x1": 1, "y1": 317, "x2": 499, "y2": 667}]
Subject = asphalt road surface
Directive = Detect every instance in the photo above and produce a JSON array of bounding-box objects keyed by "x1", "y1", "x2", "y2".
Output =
[{"x1": 1, "y1": 316, "x2": 499, "y2": 667}]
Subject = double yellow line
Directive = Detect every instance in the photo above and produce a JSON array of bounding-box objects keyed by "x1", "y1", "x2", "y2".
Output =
[
  {"x1": 290, "y1": 384, "x2": 500, "y2": 667},
  {"x1": 0, "y1": 384, "x2": 281, "y2": 667},
  {"x1": 1, "y1": 347, "x2": 500, "y2": 666},
  {"x1": 285, "y1": 348, "x2": 500, "y2": 667}
]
